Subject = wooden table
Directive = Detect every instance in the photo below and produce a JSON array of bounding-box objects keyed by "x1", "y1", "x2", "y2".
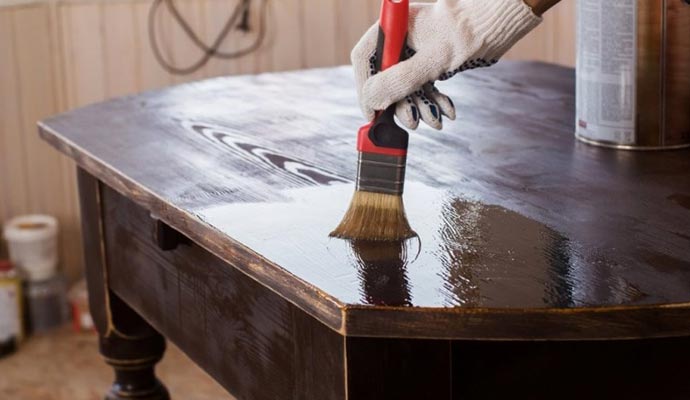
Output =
[{"x1": 40, "y1": 62, "x2": 690, "y2": 400}]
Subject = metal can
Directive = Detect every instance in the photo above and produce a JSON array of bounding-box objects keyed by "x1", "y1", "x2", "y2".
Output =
[
  {"x1": 0, "y1": 260, "x2": 23, "y2": 358},
  {"x1": 576, "y1": 0, "x2": 690, "y2": 150}
]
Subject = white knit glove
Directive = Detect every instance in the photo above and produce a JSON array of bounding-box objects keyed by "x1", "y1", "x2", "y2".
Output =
[{"x1": 352, "y1": 0, "x2": 542, "y2": 130}]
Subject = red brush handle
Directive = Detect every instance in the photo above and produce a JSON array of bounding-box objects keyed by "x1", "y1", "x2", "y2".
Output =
[
  {"x1": 357, "y1": 0, "x2": 410, "y2": 157},
  {"x1": 379, "y1": 0, "x2": 410, "y2": 71}
]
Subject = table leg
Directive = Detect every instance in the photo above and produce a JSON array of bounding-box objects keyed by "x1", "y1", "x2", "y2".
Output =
[
  {"x1": 77, "y1": 168, "x2": 169, "y2": 399},
  {"x1": 100, "y1": 294, "x2": 170, "y2": 400}
]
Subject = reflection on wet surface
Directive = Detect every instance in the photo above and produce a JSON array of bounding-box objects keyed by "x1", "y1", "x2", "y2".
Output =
[
  {"x1": 197, "y1": 182, "x2": 690, "y2": 309},
  {"x1": 348, "y1": 239, "x2": 416, "y2": 307},
  {"x1": 435, "y1": 198, "x2": 646, "y2": 307}
]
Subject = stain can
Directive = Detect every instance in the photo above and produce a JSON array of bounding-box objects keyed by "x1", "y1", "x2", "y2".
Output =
[
  {"x1": 0, "y1": 260, "x2": 23, "y2": 358},
  {"x1": 576, "y1": 0, "x2": 690, "y2": 150}
]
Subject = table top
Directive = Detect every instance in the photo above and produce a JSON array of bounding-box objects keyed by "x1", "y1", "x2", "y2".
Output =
[{"x1": 40, "y1": 62, "x2": 690, "y2": 340}]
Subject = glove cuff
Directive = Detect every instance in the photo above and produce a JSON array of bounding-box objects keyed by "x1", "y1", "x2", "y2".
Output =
[{"x1": 445, "y1": 0, "x2": 543, "y2": 59}]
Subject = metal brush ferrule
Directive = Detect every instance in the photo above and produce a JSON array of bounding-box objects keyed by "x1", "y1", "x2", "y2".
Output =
[{"x1": 356, "y1": 152, "x2": 407, "y2": 195}]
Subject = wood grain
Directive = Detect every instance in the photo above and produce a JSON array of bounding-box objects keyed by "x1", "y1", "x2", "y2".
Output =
[
  {"x1": 101, "y1": 184, "x2": 346, "y2": 400},
  {"x1": 1, "y1": 0, "x2": 577, "y2": 276},
  {"x1": 40, "y1": 62, "x2": 690, "y2": 340},
  {"x1": 76, "y1": 169, "x2": 110, "y2": 335},
  {"x1": 78, "y1": 172, "x2": 690, "y2": 399}
]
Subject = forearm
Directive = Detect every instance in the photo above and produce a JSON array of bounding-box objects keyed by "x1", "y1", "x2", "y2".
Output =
[{"x1": 523, "y1": 0, "x2": 561, "y2": 16}]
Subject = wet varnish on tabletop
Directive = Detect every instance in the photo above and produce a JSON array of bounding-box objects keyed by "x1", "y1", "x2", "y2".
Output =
[
  {"x1": 40, "y1": 62, "x2": 690, "y2": 338},
  {"x1": 38, "y1": 61, "x2": 690, "y2": 400}
]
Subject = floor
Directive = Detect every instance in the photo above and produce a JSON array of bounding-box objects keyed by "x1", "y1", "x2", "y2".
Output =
[{"x1": 0, "y1": 325, "x2": 234, "y2": 400}]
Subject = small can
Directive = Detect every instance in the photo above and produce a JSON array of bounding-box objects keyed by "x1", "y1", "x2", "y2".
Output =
[
  {"x1": 25, "y1": 274, "x2": 69, "y2": 334},
  {"x1": 576, "y1": 0, "x2": 690, "y2": 150},
  {"x1": 0, "y1": 260, "x2": 23, "y2": 358}
]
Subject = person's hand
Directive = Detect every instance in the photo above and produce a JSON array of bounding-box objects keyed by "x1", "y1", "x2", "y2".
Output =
[{"x1": 352, "y1": 0, "x2": 542, "y2": 130}]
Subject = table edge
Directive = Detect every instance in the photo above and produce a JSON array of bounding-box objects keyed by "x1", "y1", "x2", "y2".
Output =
[
  {"x1": 39, "y1": 122, "x2": 347, "y2": 333},
  {"x1": 37, "y1": 64, "x2": 690, "y2": 340}
]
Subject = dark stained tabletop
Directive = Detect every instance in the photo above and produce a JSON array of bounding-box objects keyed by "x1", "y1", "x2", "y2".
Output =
[{"x1": 40, "y1": 62, "x2": 690, "y2": 340}]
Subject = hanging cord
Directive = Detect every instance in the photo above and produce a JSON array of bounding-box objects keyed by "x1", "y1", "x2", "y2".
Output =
[{"x1": 148, "y1": 0, "x2": 268, "y2": 75}]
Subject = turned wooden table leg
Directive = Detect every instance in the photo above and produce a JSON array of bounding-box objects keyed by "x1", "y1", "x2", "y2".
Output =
[
  {"x1": 100, "y1": 295, "x2": 169, "y2": 400},
  {"x1": 77, "y1": 169, "x2": 169, "y2": 400}
]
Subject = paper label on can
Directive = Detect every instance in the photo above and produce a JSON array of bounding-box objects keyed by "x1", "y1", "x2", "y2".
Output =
[
  {"x1": 576, "y1": 0, "x2": 637, "y2": 145},
  {"x1": 0, "y1": 280, "x2": 21, "y2": 342}
]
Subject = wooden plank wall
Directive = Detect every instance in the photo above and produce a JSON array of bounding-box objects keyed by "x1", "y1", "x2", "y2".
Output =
[{"x1": 0, "y1": 0, "x2": 576, "y2": 282}]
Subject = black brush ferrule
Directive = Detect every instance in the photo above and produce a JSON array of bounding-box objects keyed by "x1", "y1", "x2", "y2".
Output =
[{"x1": 356, "y1": 152, "x2": 407, "y2": 195}]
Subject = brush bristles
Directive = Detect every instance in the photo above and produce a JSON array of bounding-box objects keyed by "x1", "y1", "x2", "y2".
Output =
[{"x1": 330, "y1": 191, "x2": 416, "y2": 241}]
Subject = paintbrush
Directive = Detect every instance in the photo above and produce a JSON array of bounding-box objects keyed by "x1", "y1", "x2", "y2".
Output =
[{"x1": 331, "y1": 0, "x2": 416, "y2": 241}]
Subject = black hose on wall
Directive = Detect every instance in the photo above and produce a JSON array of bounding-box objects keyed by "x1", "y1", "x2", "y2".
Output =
[{"x1": 148, "y1": 0, "x2": 268, "y2": 75}]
